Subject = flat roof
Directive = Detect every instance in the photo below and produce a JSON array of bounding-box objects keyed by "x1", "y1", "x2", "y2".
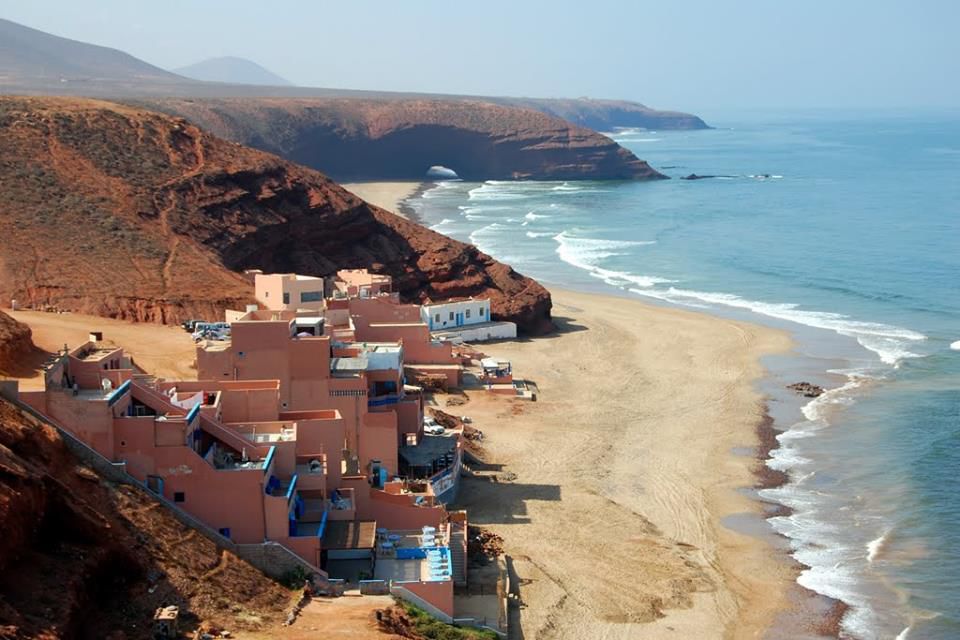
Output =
[
  {"x1": 330, "y1": 356, "x2": 368, "y2": 372},
  {"x1": 399, "y1": 432, "x2": 457, "y2": 467},
  {"x1": 323, "y1": 520, "x2": 377, "y2": 550}
]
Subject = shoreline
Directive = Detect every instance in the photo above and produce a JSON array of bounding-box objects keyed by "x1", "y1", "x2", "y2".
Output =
[
  {"x1": 340, "y1": 181, "x2": 425, "y2": 221},
  {"x1": 455, "y1": 287, "x2": 797, "y2": 639}
]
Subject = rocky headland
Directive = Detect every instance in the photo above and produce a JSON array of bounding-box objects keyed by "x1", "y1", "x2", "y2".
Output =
[
  {"x1": 135, "y1": 97, "x2": 666, "y2": 181},
  {"x1": 0, "y1": 97, "x2": 553, "y2": 332}
]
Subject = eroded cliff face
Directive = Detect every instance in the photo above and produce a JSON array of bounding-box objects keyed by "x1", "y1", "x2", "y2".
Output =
[
  {"x1": 0, "y1": 311, "x2": 35, "y2": 375},
  {"x1": 135, "y1": 98, "x2": 666, "y2": 181},
  {"x1": 0, "y1": 97, "x2": 553, "y2": 332},
  {"x1": 0, "y1": 398, "x2": 291, "y2": 637}
]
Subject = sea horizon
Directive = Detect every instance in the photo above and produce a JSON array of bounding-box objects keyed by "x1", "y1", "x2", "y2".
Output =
[{"x1": 405, "y1": 108, "x2": 960, "y2": 639}]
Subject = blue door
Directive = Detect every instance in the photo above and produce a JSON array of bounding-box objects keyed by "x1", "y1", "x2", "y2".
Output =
[{"x1": 456, "y1": 312, "x2": 464, "y2": 327}]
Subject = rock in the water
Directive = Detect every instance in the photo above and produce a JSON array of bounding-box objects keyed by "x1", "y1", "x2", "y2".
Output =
[{"x1": 787, "y1": 382, "x2": 825, "y2": 398}]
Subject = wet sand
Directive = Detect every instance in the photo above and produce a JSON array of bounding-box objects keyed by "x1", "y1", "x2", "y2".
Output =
[{"x1": 452, "y1": 288, "x2": 797, "y2": 639}]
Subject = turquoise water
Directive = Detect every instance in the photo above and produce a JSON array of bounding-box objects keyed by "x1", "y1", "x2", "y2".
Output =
[{"x1": 408, "y1": 110, "x2": 960, "y2": 639}]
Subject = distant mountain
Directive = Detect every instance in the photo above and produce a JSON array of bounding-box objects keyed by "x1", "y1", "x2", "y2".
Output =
[
  {"x1": 0, "y1": 17, "x2": 189, "y2": 90},
  {"x1": 0, "y1": 18, "x2": 707, "y2": 131},
  {"x1": 173, "y1": 56, "x2": 293, "y2": 87}
]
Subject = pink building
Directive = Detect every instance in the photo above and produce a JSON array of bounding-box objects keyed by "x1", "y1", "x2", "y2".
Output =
[
  {"x1": 18, "y1": 270, "x2": 475, "y2": 615},
  {"x1": 254, "y1": 272, "x2": 326, "y2": 312}
]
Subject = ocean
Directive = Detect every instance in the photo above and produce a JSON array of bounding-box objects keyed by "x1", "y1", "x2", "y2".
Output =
[{"x1": 406, "y1": 110, "x2": 960, "y2": 639}]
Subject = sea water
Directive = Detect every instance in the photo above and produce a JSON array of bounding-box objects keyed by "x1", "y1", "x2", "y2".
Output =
[{"x1": 407, "y1": 109, "x2": 960, "y2": 639}]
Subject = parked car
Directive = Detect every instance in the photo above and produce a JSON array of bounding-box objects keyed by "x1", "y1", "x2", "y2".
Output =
[
  {"x1": 423, "y1": 417, "x2": 444, "y2": 435},
  {"x1": 460, "y1": 416, "x2": 473, "y2": 424}
]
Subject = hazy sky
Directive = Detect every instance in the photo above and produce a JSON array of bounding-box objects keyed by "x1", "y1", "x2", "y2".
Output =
[{"x1": 5, "y1": 0, "x2": 958, "y2": 110}]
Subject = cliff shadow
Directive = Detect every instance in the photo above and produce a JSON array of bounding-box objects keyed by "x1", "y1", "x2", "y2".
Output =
[
  {"x1": 0, "y1": 345, "x2": 55, "y2": 381},
  {"x1": 454, "y1": 474, "x2": 560, "y2": 525},
  {"x1": 511, "y1": 314, "x2": 588, "y2": 343}
]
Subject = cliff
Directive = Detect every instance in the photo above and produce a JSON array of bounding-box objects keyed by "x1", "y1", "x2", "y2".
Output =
[
  {"x1": 135, "y1": 98, "x2": 666, "y2": 181},
  {"x1": 491, "y1": 97, "x2": 710, "y2": 131},
  {"x1": 0, "y1": 311, "x2": 36, "y2": 376},
  {"x1": 0, "y1": 97, "x2": 553, "y2": 332},
  {"x1": 0, "y1": 397, "x2": 292, "y2": 637}
]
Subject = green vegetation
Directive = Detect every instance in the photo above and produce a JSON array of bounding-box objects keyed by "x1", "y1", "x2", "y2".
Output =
[
  {"x1": 278, "y1": 565, "x2": 311, "y2": 589},
  {"x1": 400, "y1": 601, "x2": 500, "y2": 640}
]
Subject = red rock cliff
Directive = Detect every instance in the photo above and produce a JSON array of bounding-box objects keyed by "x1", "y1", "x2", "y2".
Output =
[
  {"x1": 135, "y1": 98, "x2": 666, "y2": 182},
  {"x1": 0, "y1": 97, "x2": 553, "y2": 332}
]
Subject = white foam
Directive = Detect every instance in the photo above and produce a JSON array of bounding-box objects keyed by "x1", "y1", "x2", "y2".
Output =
[
  {"x1": 525, "y1": 231, "x2": 553, "y2": 238},
  {"x1": 552, "y1": 232, "x2": 670, "y2": 289},
  {"x1": 867, "y1": 528, "x2": 892, "y2": 563},
  {"x1": 624, "y1": 286, "x2": 926, "y2": 366},
  {"x1": 524, "y1": 211, "x2": 549, "y2": 221},
  {"x1": 951, "y1": 340, "x2": 960, "y2": 351},
  {"x1": 429, "y1": 218, "x2": 456, "y2": 232}
]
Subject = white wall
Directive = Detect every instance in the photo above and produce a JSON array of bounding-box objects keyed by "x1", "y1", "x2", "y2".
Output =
[{"x1": 421, "y1": 300, "x2": 491, "y2": 330}]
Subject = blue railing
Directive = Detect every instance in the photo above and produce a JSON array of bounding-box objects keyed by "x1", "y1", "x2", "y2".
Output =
[
  {"x1": 106, "y1": 379, "x2": 131, "y2": 407},
  {"x1": 262, "y1": 446, "x2": 276, "y2": 475},
  {"x1": 185, "y1": 403, "x2": 200, "y2": 424},
  {"x1": 285, "y1": 474, "x2": 299, "y2": 503},
  {"x1": 316, "y1": 508, "x2": 329, "y2": 540},
  {"x1": 368, "y1": 393, "x2": 401, "y2": 407}
]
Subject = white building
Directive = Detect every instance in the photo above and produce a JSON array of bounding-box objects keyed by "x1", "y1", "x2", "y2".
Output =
[
  {"x1": 420, "y1": 299, "x2": 516, "y2": 342},
  {"x1": 421, "y1": 299, "x2": 490, "y2": 330}
]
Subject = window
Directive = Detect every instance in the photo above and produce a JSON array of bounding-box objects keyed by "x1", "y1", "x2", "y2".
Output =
[
  {"x1": 301, "y1": 290, "x2": 323, "y2": 303},
  {"x1": 174, "y1": 492, "x2": 185, "y2": 503},
  {"x1": 435, "y1": 313, "x2": 440, "y2": 322},
  {"x1": 465, "y1": 309, "x2": 471, "y2": 319},
  {"x1": 264, "y1": 291, "x2": 269, "y2": 298},
  {"x1": 282, "y1": 292, "x2": 290, "y2": 304},
  {"x1": 480, "y1": 307, "x2": 485, "y2": 316},
  {"x1": 449, "y1": 311, "x2": 454, "y2": 321}
]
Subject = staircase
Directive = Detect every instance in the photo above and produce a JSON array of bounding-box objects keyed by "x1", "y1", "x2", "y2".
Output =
[{"x1": 450, "y1": 520, "x2": 468, "y2": 587}]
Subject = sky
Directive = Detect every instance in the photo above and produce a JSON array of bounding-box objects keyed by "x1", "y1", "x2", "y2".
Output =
[{"x1": 4, "y1": 0, "x2": 959, "y2": 111}]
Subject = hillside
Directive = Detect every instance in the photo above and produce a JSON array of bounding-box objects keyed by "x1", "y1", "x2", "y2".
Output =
[
  {"x1": 0, "y1": 18, "x2": 188, "y2": 92},
  {"x1": 0, "y1": 96, "x2": 553, "y2": 332},
  {"x1": 136, "y1": 97, "x2": 665, "y2": 181},
  {"x1": 173, "y1": 57, "x2": 293, "y2": 87},
  {"x1": 0, "y1": 396, "x2": 293, "y2": 638}
]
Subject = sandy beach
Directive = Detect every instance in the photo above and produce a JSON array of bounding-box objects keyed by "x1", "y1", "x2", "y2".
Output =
[
  {"x1": 341, "y1": 181, "x2": 423, "y2": 218},
  {"x1": 453, "y1": 288, "x2": 796, "y2": 639}
]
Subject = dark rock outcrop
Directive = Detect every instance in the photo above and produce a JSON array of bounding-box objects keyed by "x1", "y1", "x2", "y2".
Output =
[
  {"x1": 0, "y1": 97, "x2": 553, "y2": 332},
  {"x1": 787, "y1": 382, "x2": 825, "y2": 398},
  {"x1": 135, "y1": 98, "x2": 666, "y2": 181},
  {"x1": 0, "y1": 311, "x2": 35, "y2": 375}
]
